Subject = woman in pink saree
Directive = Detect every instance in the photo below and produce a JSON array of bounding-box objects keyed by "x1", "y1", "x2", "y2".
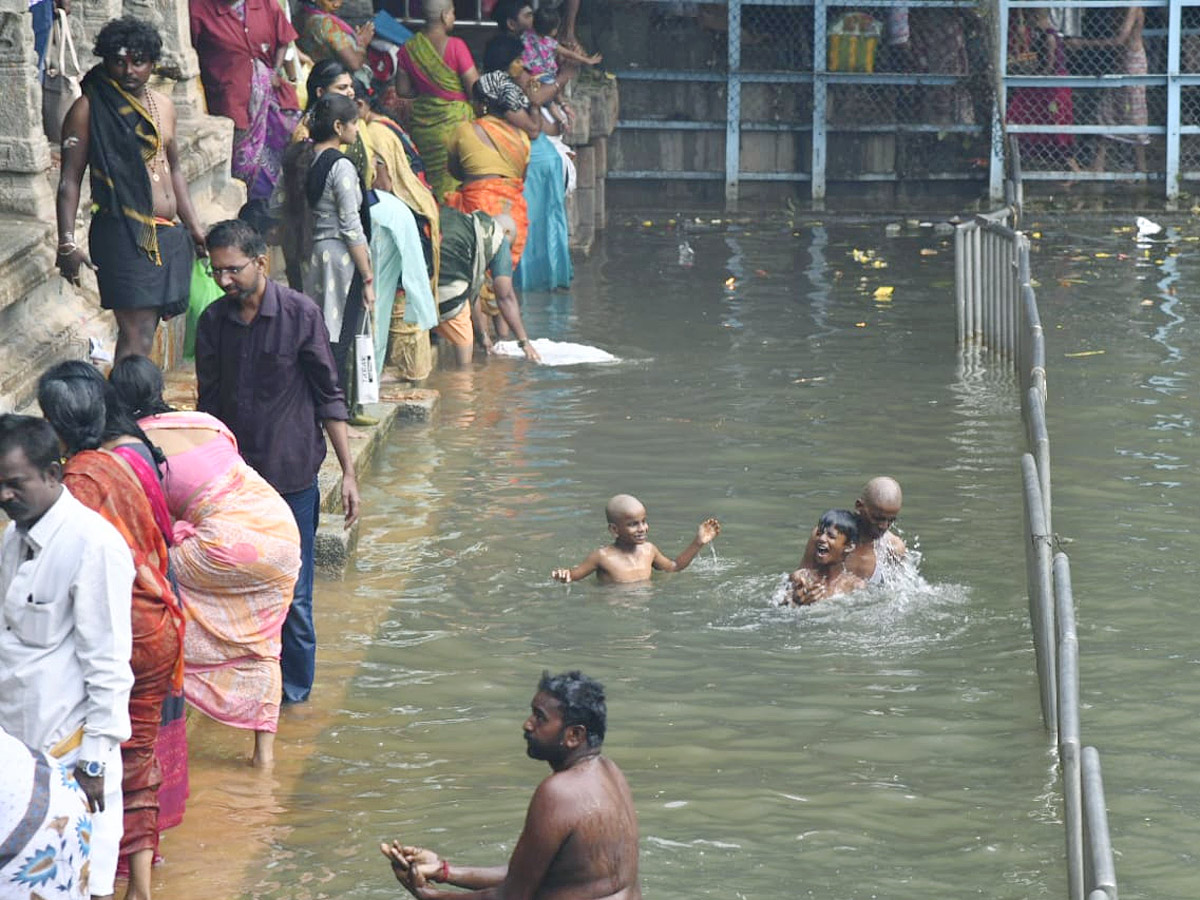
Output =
[{"x1": 111, "y1": 356, "x2": 301, "y2": 767}]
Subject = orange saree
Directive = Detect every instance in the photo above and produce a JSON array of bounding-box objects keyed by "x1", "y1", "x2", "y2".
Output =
[{"x1": 63, "y1": 449, "x2": 185, "y2": 860}]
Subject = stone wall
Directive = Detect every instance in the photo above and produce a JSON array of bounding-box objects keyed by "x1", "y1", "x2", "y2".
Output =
[{"x1": 0, "y1": 0, "x2": 244, "y2": 413}]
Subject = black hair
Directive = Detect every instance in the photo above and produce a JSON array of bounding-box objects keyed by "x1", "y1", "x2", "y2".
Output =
[
  {"x1": 309, "y1": 93, "x2": 358, "y2": 142},
  {"x1": 93, "y1": 16, "x2": 163, "y2": 63},
  {"x1": 0, "y1": 414, "x2": 61, "y2": 473},
  {"x1": 37, "y1": 360, "x2": 165, "y2": 467},
  {"x1": 538, "y1": 670, "x2": 606, "y2": 749},
  {"x1": 109, "y1": 355, "x2": 173, "y2": 419},
  {"x1": 352, "y1": 75, "x2": 372, "y2": 103},
  {"x1": 206, "y1": 218, "x2": 268, "y2": 259},
  {"x1": 491, "y1": 0, "x2": 526, "y2": 32},
  {"x1": 482, "y1": 34, "x2": 524, "y2": 73},
  {"x1": 306, "y1": 59, "x2": 350, "y2": 112},
  {"x1": 534, "y1": 5, "x2": 560, "y2": 37},
  {"x1": 817, "y1": 508, "x2": 859, "y2": 546}
]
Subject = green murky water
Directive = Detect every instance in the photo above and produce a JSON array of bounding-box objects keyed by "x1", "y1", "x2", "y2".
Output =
[{"x1": 175, "y1": 214, "x2": 1200, "y2": 899}]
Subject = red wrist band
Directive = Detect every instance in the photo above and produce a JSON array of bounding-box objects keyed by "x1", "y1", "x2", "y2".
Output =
[{"x1": 438, "y1": 859, "x2": 450, "y2": 882}]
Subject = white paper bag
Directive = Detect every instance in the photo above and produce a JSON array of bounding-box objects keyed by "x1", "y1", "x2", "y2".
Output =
[
  {"x1": 355, "y1": 317, "x2": 379, "y2": 405},
  {"x1": 352, "y1": 314, "x2": 376, "y2": 403}
]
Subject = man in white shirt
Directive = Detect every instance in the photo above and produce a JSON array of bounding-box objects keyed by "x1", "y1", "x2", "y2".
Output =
[{"x1": 0, "y1": 414, "x2": 134, "y2": 900}]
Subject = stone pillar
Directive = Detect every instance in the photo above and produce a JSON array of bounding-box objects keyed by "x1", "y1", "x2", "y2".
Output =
[{"x1": 0, "y1": 0, "x2": 54, "y2": 216}]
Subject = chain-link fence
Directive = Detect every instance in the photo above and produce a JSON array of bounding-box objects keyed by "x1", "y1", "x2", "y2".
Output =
[
  {"x1": 1005, "y1": 4, "x2": 1163, "y2": 175},
  {"x1": 604, "y1": 0, "x2": 1200, "y2": 203},
  {"x1": 605, "y1": 0, "x2": 991, "y2": 202}
]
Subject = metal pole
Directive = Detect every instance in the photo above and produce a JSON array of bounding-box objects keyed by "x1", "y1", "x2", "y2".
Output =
[
  {"x1": 1021, "y1": 453, "x2": 1056, "y2": 732},
  {"x1": 991, "y1": 0, "x2": 1009, "y2": 203},
  {"x1": 1028, "y1": 387, "x2": 1052, "y2": 536},
  {"x1": 983, "y1": 230, "x2": 993, "y2": 352},
  {"x1": 725, "y1": 0, "x2": 742, "y2": 208},
  {"x1": 1055, "y1": 554, "x2": 1084, "y2": 900},
  {"x1": 955, "y1": 224, "x2": 966, "y2": 344},
  {"x1": 811, "y1": 0, "x2": 827, "y2": 208},
  {"x1": 1017, "y1": 239, "x2": 1031, "y2": 389},
  {"x1": 1082, "y1": 747, "x2": 1118, "y2": 899},
  {"x1": 1166, "y1": 0, "x2": 1181, "y2": 204},
  {"x1": 971, "y1": 224, "x2": 982, "y2": 342},
  {"x1": 1004, "y1": 233, "x2": 1014, "y2": 359},
  {"x1": 1060, "y1": 639, "x2": 1083, "y2": 900},
  {"x1": 989, "y1": 231, "x2": 999, "y2": 355}
]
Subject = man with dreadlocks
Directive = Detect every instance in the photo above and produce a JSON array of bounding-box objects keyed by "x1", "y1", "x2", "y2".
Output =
[{"x1": 56, "y1": 17, "x2": 207, "y2": 363}]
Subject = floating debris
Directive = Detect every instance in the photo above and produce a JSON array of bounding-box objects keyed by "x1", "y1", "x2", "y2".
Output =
[
  {"x1": 1135, "y1": 216, "x2": 1163, "y2": 239},
  {"x1": 1065, "y1": 350, "x2": 1105, "y2": 358},
  {"x1": 873, "y1": 286, "x2": 894, "y2": 300}
]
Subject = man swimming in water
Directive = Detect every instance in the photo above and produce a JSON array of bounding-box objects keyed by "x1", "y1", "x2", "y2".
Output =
[
  {"x1": 786, "y1": 508, "x2": 865, "y2": 605},
  {"x1": 381, "y1": 670, "x2": 642, "y2": 900},
  {"x1": 801, "y1": 476, "x2": 906, "y2": 584},
  {"x1": 550, "y1": 494, "x2": 720, "y2": 584}
]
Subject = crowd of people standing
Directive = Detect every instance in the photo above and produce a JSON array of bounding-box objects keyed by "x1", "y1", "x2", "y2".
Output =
[
  {"x1": 4, "y1": 3, "x2": 602, "y2": 898},
  {"x1": 189, "y1": 0, "x2": 595, "y2": 382}
]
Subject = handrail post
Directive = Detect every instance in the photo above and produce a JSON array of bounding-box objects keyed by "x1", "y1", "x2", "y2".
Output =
[
  {"x1": 955, "y1": 223, "x2": 967, "y2": 344},
  {"x1": 1082, "y1": 747, "x2": 1118, "y2": 899},
  {"x1": 1021, "y1": 453, "x2": 1056, "y2": 732},
  {"x1": 1055, "y1": 554, "x2": 1084, "y2": 900}
]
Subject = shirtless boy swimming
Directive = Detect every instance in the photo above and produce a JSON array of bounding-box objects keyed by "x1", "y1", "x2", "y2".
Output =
[
  {"x1": 786, "y1": 508, "x2": 865, "y2": 605},
  {"x1": 551, "y1": 494, "x2": 720, "y2": 584}
]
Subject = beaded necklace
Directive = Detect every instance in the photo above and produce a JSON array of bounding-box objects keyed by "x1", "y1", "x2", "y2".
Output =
[{"x1": 142, "y1": 88, "x2": 170, "y2": 183}]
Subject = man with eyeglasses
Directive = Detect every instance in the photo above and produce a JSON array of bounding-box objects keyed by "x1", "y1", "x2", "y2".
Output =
[
  {"x1": 800, "y1": 476, "x2": 906, "y2": 585},
  {"x1": 195, "y1": 218, "x2": 360, "y2": 705}
]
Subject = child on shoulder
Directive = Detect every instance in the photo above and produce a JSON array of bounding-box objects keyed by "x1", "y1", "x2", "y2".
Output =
[
  {"x1": 552, "y1": 494, "x2": 720, "y2": 585},
  {"x1": 520, "y1": 5, "x2": 601, "y2": 133}
]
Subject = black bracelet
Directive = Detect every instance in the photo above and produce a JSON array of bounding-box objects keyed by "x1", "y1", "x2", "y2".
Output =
[{"x1": 517, "y1": 339, "x2": 527, "y2": 348}]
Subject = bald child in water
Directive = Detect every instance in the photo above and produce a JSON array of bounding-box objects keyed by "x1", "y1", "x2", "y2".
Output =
[{"x1": 551, "y1": 494, "x2": 720, "y2": 584}]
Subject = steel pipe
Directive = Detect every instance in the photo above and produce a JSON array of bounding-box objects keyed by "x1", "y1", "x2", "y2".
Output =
[
  {"x1": 1082, "y1": 747, "x2": 1118, "y2": 899},
  {"x1": 1021, "y1": 453, "x2": 1056, "y2": 731}
]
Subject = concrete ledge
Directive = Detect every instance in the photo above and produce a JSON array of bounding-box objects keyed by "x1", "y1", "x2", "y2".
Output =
[{"x1": 314, "y1": 388, "x2": 440, "y2": 577}]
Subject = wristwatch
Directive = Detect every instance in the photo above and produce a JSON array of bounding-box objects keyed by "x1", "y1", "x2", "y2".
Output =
[{"x1": 77, "y1": 759, "x2": 105, "y2": 778}]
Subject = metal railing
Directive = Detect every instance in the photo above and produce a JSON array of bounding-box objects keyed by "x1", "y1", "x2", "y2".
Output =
[
  {"x1": 388, "y1": 0, "x2": 499, "y2": 27},
  {"x1": 955, "y1": 210, "x2": 1117, "y2": 900},
  {"x1": 606, "y1": 0, "x2": 990, "y2": 205}
]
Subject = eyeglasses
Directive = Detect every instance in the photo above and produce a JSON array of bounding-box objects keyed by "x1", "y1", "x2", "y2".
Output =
[{"x1": 207, "y1": 260, "x2": 253, "y2": 278}]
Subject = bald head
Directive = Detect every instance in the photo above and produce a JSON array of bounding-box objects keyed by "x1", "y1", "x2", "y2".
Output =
[
  {"x1": 860, "y1": 476, "x2": 902, "y2": 509},
  {"x1": 605, "y1": 494, "x2": 645, "y2": 524},
  {"x1": 854, "y1": 476, "x2": 902, "y2": 541}
]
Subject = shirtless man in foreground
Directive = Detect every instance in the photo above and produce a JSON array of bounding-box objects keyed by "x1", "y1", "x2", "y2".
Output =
[
  {"x1": 801, "y1": 476, "x2": 906, "y2": 584},
  {"x1": 551, "y1": 494, "x2": 720, "y2": 584},
  {"x1": 382, "y1": 670, "x2": 641, "y2": 900}
]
